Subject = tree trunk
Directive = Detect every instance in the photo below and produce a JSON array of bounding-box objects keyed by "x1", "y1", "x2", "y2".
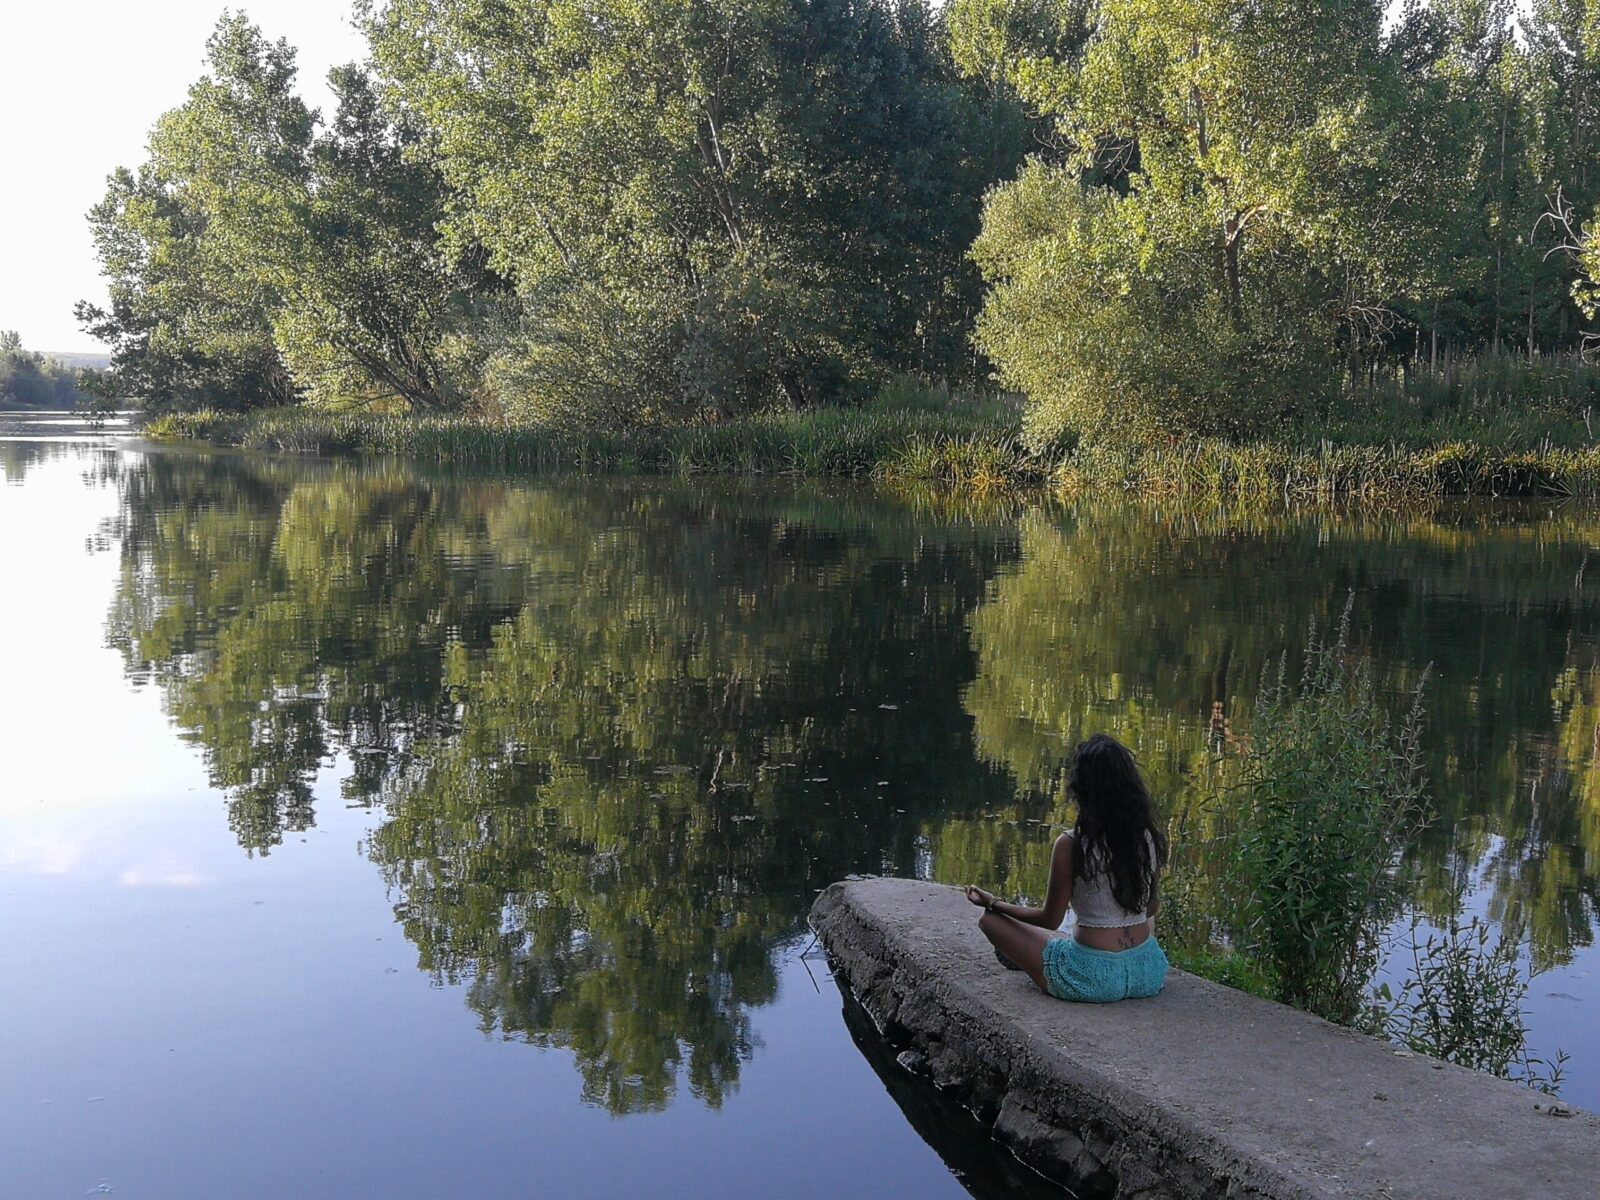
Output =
[
  {"x1": 1222, "y1": 221, "x2": 1242, "y2": 316},
  {"x1": 1495, "y1": 94, "x2": 1508, "y2": 350},
  {"x1": 777, "y1": 368, "x2": 806, "y2": 410}
]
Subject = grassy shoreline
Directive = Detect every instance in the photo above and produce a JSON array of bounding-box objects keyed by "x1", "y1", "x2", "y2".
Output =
[{"x1": 143, "y1": 404, "x2": 1600, "y2": 499}]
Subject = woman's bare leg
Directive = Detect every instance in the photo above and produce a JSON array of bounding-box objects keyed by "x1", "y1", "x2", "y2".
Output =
[{"x1": 977, "y1": 910, "x2": 1053, "y2": 994}]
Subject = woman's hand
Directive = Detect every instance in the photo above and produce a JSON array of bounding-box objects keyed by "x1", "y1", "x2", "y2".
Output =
[{"x1": 965, "y1": 884, "x2": 995, "y2": 910}]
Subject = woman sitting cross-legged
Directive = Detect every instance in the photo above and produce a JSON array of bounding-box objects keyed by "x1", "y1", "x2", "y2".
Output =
[{"x1": 966, "y1": 733, "x2": 1169, "y2": 1003}]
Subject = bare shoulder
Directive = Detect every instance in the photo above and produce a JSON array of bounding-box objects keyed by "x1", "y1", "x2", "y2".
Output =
[{"x1": 1053, "y1": 830, "x2": 1074, "y2": 856}]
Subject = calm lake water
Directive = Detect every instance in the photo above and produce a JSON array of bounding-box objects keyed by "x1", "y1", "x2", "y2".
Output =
[{"x1": 3, "y1": 416, "x2": 1596, "y2": 1197}]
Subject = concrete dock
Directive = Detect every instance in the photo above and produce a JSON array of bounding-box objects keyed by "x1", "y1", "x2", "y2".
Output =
[{"x1": 811, "y1": 877, "x2": 1600, "y2": 1199}]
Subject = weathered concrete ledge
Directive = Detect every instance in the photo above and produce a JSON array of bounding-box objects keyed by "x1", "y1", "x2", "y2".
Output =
[{"x1": 812, "y1": 877, "x2": 1600, "y2": 1200}]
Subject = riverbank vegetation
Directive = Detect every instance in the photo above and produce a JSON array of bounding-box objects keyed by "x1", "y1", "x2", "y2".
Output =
[
  {"x1": 1135, "y1": 613, "x2": 1568, "y2": 1092},
  {"x1": 1204, "y1": 619, "x2": 1567, "y2": 1093},
  {"x1": 79, "y1": 1, "x2": 1600, "y2": 494},
  {"x1": 1221, "y1": 612, "x2": 1430, "y2": 1027},
  {"x1": 148, "y1": 380, "x2": 1600, "y2": 498},
  {"x1": 0, "y1": 331, "x2": 98, "y2": 410}
]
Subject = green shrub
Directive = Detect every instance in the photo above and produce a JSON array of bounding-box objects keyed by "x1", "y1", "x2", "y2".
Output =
[
  {"x1": 1158, "y1": 612, "x2": 1569, "y2": 1093},
  {"x1": 971, "y1": 163, "x2": 1337, "y2": 446},
  {"x1": 141, "y1": 408, "x2": 247, "y2": 442},
  {"x1": 1167, "y1": 945, "x2": 1278, "y2": 1000},
  {"x1": 1157, "y1": 830, "x2": 1281, "y2": 1002},
  {"x1": 484, "y1": 279, "x2": 695, "y2": 429},
  {"x1": 1375, "y1": 916, "x2": 1568, "y2": 1095},
  {"x1": 1225, "y1": 601, "x2": 1429, "y2": 1025},
  {"x1": 876, "y1": 431, "x2": 1041, "y2": 490}
]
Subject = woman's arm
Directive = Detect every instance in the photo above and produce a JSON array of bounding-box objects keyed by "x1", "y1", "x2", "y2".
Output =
[{"x1": 968, "y1": 833, "x2": 1074, "y2": 928}]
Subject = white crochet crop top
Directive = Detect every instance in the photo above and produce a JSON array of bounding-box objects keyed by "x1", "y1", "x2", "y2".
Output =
[{"x1": 1069, "y1": 830, "x2": 1156, "y2": 929}]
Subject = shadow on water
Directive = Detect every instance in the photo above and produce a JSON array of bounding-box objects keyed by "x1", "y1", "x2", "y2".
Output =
[{"x1": 836, "y1": 980, "x2": 1072, "y2": 1200}]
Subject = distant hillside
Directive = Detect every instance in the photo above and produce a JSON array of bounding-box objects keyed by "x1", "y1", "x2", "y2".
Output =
[{"x1": 43, "y1": 351, "x2": 112, "y2": 371}]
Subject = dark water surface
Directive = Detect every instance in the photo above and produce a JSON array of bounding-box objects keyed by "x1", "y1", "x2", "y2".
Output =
[{"x1": 2, "y1": 418, "x2": 1596, "y2": 1197}]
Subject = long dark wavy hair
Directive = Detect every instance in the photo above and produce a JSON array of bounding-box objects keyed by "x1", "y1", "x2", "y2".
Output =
[{"x1": 1069, "y1": 733, "x2": 1168, "y2": 913}]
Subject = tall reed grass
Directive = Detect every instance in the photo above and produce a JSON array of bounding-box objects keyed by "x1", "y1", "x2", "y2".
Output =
[
  {"x1": 1062, "y1": 437, "x2": 1600, "y2": 499},
  {"x1": 143, "y1": 356, "x2": 1600, "y2": 498},
  {"x1": 143, "y1": 403, "x2": 1034, "y2": 481}
]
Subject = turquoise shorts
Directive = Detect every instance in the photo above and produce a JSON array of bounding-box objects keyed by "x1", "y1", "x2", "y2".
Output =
[{"x1": 1040, "y1": 935, "x2": 1168, "y2": 1003}]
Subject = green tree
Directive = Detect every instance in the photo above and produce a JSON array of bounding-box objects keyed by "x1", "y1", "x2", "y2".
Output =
[
  {"x1": 946, "y1": 0, "x2": 1092, "y2": 97},
  {"x1": 1383, "y1": 1, "x2": 1571, "y2": 361},
  {"x1": 0, "y1": 332, "x2": 95, "y2": 410},
  {"x1": 1528, "y1": 0, "x2": 1600, "y2": 208},
  {"x1": 968, "y1": 0, "x2": 1468, "y2": 443},
  {"x1": 78, "y1": 160, "x2": 296, "y2": 413},
  {"x1": 365, "y1": 0, "x2": 1022, "y2": 424},
  {"x1": 83, "y1": 14, "x2": 483, "y2": 412}
]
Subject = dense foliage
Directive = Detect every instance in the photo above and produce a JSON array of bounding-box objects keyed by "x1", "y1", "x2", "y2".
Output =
[
  {"x1": 368, "y1": 0, "x2": 1027, "y2": 422},
  {"x1": 1376, "y1": 915, "x2": 1568, "y2": 1093},
  {"x1": 1224, "y1": 612, "x2": 1428, "y2": 1024},
  {"x1": 79, "y1": 17, "x2": 484, "y2": 414},
  {"x1": 0, "y1": 331, "x2": 96, "y2": 410},
  {"x1": 78, "y1": 1, "x2": 1600, "y2": 442},
  {"x1": 959, "y1": 0, "x2": 1600, "y2": 441},
  {"x1": 86, "y1": 3, "x2": 1024, "y2": 422}
]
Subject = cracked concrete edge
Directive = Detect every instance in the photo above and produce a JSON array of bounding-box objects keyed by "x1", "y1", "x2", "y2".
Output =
[
  {"x1": 811, "y1": 878, "x2": 1600, "y2": 1200},
  {"x1": 813, "y1": 880, "x2": 1304, "y2": 1200}
]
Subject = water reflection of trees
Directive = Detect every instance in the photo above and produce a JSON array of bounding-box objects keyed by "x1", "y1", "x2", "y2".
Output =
[
  {"x1": 958, "y1": 504, "x2": 1600, "y2": 970},
  {"x1": 106, "y1": 457, "x2": 1600, "y2": 1106},
  {"x1": 108, "y1": 455, "x2": 518, "y2": 849},
  {"x1": 0, "y1": 439, "x2": 119, "y2": 485},
  {"x1": 107, "y1": 455, "x2": 1019, "y2": 1111}
]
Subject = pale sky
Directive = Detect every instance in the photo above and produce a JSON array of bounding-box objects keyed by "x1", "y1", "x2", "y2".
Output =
[{"x1": 0, "y1": 3, "x2": 367, "y2": 355}]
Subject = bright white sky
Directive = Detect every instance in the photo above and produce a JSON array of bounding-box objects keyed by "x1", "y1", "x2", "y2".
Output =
[{"x1": 0, "y1": 3, "x2": 367, "y2": 355}]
